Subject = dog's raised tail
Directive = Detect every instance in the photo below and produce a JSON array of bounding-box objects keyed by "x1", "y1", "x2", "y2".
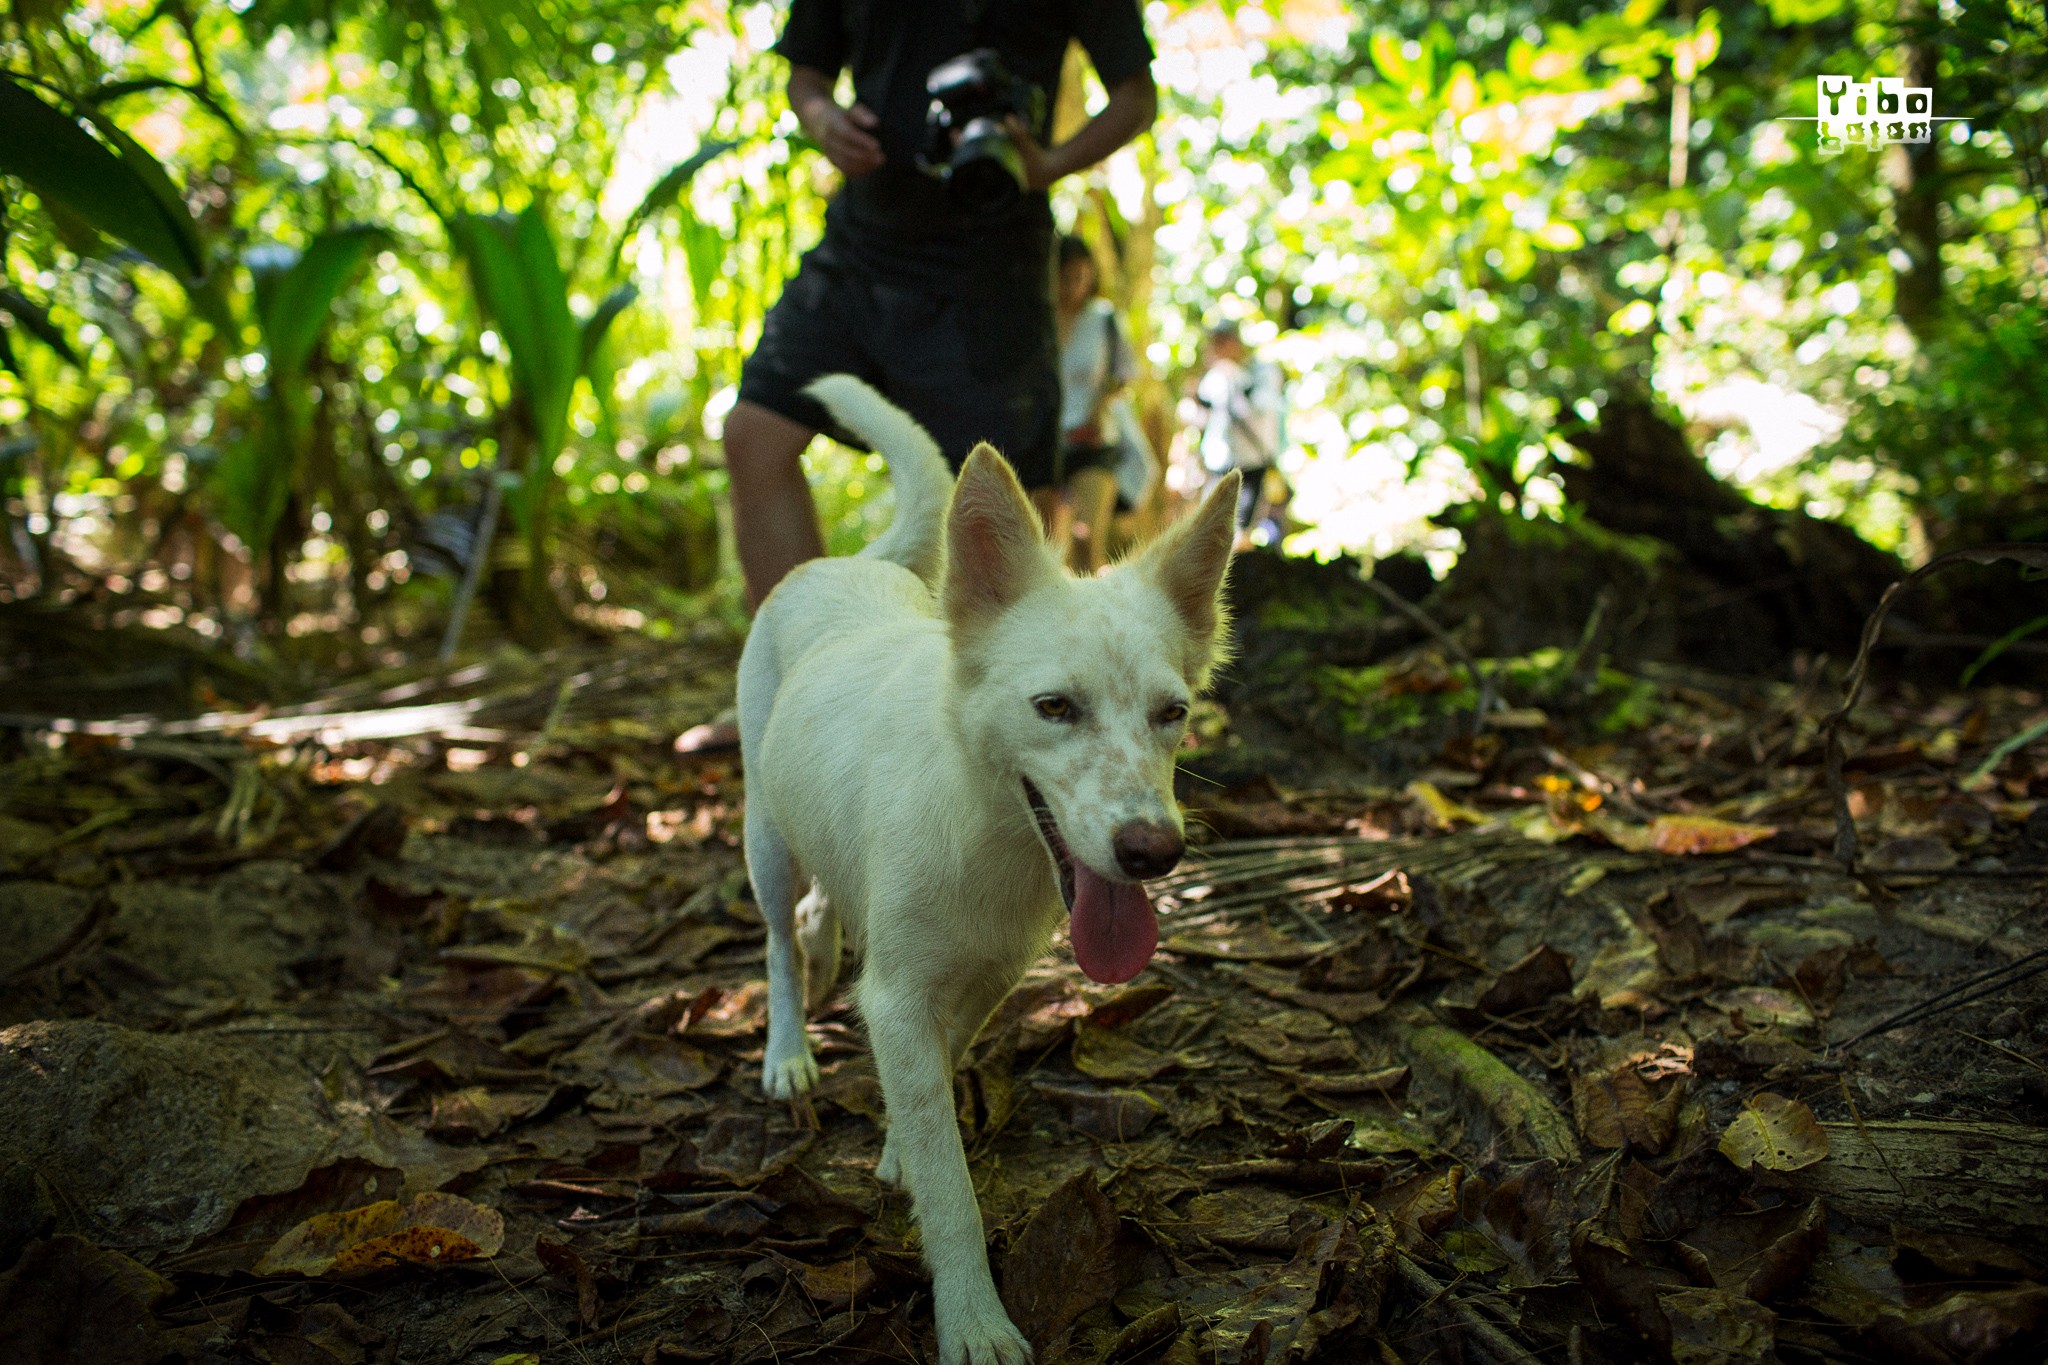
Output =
[{"x1": 803, "y1": 375, "x2": 951, "y2": 584}]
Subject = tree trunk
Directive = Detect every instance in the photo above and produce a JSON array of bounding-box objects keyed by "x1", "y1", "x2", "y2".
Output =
[{"x1": 1887, "y1": 5, "x2": 1942, "y2": 339}]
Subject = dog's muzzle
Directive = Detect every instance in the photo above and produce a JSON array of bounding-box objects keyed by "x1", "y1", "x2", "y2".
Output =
[{"x1": 1021, "y1": 778, "x2": 1076, "y2": 911}]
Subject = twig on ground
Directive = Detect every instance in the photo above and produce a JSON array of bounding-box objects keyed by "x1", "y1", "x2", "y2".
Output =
[
  {"x1": 1359, "y1": 575, "x2": 1495, "y2": 736},
  {"x1": 1829, "y1": 946, "x2": 2048, "y2": 1053},
  {"x1": 1394, "y1": 1252, "x2": 1536, "y2": 1364},
  {"x1": 1818, "y1": 543, "x2": 2048, "y2": 874}
]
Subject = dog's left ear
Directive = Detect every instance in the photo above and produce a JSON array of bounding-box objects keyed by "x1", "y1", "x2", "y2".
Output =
[{"x1": 1146, "y1": 469, "x2": 1240, "y2": 645}]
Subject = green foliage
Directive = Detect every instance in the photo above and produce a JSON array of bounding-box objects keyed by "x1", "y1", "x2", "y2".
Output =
[
  {"x1": 0, "y1": 75, "x2": 207, "y2": 284},
  {"x1": 0, "y1": 289, "x2": 79, "y2": 372},
  {"x1": 250, "y1": 228, "x2": 386, "y2": 382},
  {"x1": 449, "y1": 208, "x2": 579, "y2": 483},
  {"x1": 216, "y1": 227, "x2": 386, "y2": 559},
  {"x1": 0, "y1": 0, "x2": 2043, "y2": 653}
]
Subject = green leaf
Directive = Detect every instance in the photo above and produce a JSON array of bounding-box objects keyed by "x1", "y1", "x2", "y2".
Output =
[
  {"x1": 607, "y1": 140, "x2": 738, "y2": 276},
  {"x1": 0, "y1": 75, "x2": 208, "y2": 281},
  {"x1": 578, "y1": 284, "x2": 637, "y2": 378},
  {"x1": 451, "y1": 206, "x2": 577, "y2": 471},
  {"x1": 214, "y1": 432, "x2": 294, "y2": 560},
  {"x1": 0, "y1": 289, "x2": 81, "y2": 366},
  {"x1": 249, "y1": 226, "x2": 387, "y2": 380},
  {"x1": 1369, "y1": 31, "x2": 1411, "y2": 87},
  {"x1": 679, "y1": 213, "x2": 724, "y2": 313},
  {"x1": 1960, "y1": 612, "x2": 2048, "y2": 687}
]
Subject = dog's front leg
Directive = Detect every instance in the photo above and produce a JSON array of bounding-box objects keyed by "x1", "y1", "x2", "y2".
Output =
[
  {"x1": 867, "y1": 991, "x2": 1033, "y2": 1365},
  {"x1": 748, "y1": 805, "x2": 817, "y2": 1098}
]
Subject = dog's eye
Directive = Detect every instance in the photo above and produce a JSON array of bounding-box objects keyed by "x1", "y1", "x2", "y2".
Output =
[
  {"x1": 1034, "y1": 696, "x2": 1074, "y2": 721},
  {"x1": 1158, "y1": 702, "x2": 1189, "y2": 725}
]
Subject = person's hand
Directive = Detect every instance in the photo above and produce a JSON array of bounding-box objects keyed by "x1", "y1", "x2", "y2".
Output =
[
  {"x1": 1002, "y1": 114, "x2": 1057, "y2": 192},
  {"x1": 812, "y1": 101, "x2": 885, "y2": 179}
]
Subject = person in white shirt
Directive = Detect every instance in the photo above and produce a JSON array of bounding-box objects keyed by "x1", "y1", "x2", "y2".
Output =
[
  {"x1": 1051, "y1": 235, "x2": 1138, "y2": 572},
  {"x1": 1195, "y1": 321, "x2": 1284, "y2": 538}
]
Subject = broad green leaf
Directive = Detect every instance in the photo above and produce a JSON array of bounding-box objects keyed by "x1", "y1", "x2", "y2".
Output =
[
  {"x1": 679, "y1": 214, "x2": 724, "y2": 313},
  {"x1": 1691, "y1": 14, "x2": 1721, "y2": 72},
  {"x1": 578, "y1": 284, "x2": 638, "y2": 378},
  {"x1": 0, "y1": 289, "x2": 81, "y2": 366},
  {"x1": 608, "y1": 140, "x2": 738, "y2": 275},
  {"x1": 1766, "y1": 0, "x2": 1847, "y2": 21},
  {"x1": 1444, "y1": 63, "x2": 1480, "y2": 117},
  {"x1": 0, "y1": 75, "x2": 207, "y2": 280},
  {"x1": 214, "y1": 433, "x2": 293, "y2": 559},
  {"x1": 249, "y1": 226, "x2": 387, "y2": 379},
  {"x1": 451, "y1": 207, "x2": 577, "y2": 470},
  {"x1": 1368, "y1": 31, "x2": 1410, "y2": 86}
]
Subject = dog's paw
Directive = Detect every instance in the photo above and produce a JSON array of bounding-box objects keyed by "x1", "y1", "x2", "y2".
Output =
[
  {"x1": 761, "y1": 1047, "x2": 819, "y2": 1099},
  {"x1": 937, "y1": 1301, "x2": 1034, "y2": 1365}
]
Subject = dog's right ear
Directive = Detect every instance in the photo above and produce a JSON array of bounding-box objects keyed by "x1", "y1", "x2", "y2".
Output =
[
  {"x1": 1147, "y1": 468, "x2": 1240, "y2": 642},
  {"x1": 944, "y1": 443, "x2": 1049, "y2": 629}
]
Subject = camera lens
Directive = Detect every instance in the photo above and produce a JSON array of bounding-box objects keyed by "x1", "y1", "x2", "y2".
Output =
[{"x1": 950, "y1": 118, "x2": 1025, "y2": 212}]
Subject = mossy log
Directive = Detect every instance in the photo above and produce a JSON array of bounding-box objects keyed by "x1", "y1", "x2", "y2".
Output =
[
  {"x1": 1384, "y1": 1016, "x2": 1582, "y2": 1163},
  {"x1": 1765, "y1": 1119, "x2": 2048, "y2": 1251}
]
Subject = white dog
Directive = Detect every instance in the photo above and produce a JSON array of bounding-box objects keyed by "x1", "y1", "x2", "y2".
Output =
[{"x1": 737, "y1": 376, "x2": 1238, "y2": 1364}]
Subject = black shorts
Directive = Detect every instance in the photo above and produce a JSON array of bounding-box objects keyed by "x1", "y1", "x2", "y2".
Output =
[
  {"x1": 736, "y1": 241, "x2": 1062, "y2": 490},
  {"x1": 1060, "y1": 440, "x2": 1120, "y2": 483}
]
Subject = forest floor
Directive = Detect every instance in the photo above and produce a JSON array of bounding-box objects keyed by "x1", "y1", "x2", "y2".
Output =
[{"x1": 2, "y1": 588, "x2": 2046, "y2": 1365}]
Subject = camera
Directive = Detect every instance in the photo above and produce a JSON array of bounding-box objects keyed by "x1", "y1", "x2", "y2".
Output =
[{"x1": 918, "y1": 50, "x2": 1046, "y2": 213}]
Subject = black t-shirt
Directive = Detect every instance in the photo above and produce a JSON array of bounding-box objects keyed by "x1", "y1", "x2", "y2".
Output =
[{"x1": 776, "y1": 0, "x2": 1152, "y2": 281}]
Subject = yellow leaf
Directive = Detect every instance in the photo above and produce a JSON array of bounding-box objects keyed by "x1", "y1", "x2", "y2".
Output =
[
  {"x1": 1718, "y1": 1093, "x2": 1828, "y2": 1172},
  {"x1": 1408, "y1": 780, "x2": 1487, "y2": 828},
  {"x1": 1445, "y1": 64, "x2": 1479, "y2": 116}
]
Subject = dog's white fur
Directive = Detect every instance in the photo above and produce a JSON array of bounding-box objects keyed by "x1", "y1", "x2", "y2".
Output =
[{"x1": 737, "y1": 376, "x2": 1238, "y2": 1364}]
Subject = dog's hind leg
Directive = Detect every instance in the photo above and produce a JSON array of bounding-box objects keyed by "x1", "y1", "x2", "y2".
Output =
[
  {"x1": 794, "y1": 879, "x2": 841, "y2": 1013},
  {"x1": 747, "y1": 800, "x2": 818, "y2": 1099}
]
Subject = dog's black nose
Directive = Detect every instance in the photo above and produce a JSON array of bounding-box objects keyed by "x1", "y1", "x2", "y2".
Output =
[{"x1": 1113, "y1": 821, "x2": 1183, "y2": 880}]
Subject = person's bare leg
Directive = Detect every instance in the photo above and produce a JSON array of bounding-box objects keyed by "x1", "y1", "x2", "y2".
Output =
[
  {"x1": 725, "y1": 400, "x2": 825, "y2": 612},
  {"x1": 1066, "y1": 467, "x2": 1118, "y2": 574}
]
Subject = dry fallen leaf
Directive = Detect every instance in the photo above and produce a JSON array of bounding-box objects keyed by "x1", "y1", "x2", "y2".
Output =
[
  {"x1": 1648, "y1": 815, "x2": 1780, "y2": 856},
  {"x1": 1070, "y1": 1017, "x2": 1178, "y2": 1082},
  {"x1": 255, "y1": 1191, "x2": 504, "y2": 1276},
  {"x1": 1572, "y1": 1063, "x2": 1682, "y2": 1154},
  {"x1": 1661, "y1": 1286, "x2": 1777, "y2": 1364},
  {"x1": 793, "y1": 1255, "x2": 876, "y2": 1313},
  {"x1": 1718, "y1": 1093, "x2": 1829, "y2": 1172},
  {"x1": 999, "y1": 1171, "x2": 1120, "y2": 1352}
]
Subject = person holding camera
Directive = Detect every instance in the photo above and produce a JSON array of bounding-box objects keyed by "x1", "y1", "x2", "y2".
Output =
[{"x1": 723, "y1": 0, "x2": 1157, "y2": 611}]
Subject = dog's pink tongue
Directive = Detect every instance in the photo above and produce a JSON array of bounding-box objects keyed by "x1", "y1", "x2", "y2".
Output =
[{"x1": 1069, "y1": 863, "x2": 1158, "y2": 984}]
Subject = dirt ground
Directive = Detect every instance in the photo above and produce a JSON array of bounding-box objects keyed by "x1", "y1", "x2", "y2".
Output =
[{"x1": 1, "y1": 608, "x2": 2045, "y2": 1364}]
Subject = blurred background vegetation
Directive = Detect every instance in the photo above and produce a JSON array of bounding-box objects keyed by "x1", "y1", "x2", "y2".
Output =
[{"x1": 1, "y1": 0, "x2": 2044, "y2": 691}]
